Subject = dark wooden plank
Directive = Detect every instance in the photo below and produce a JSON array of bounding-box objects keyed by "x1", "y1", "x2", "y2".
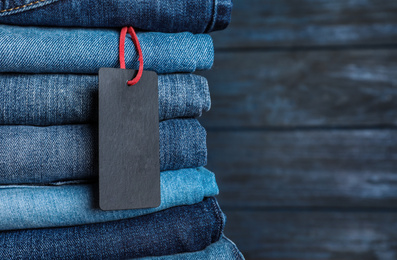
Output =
[
  {"x1": 212, "y1": 0, "x2": 397, "y2": 48},
  {"x1": 199, "y1": 50, "x2": 397, "y2": 128},
  {"x1": 205, "y1": 130, "x2": 397, "y2": 208},
  {"x1": 223, "y1": 209, "x2": 397, "y2": 260}
]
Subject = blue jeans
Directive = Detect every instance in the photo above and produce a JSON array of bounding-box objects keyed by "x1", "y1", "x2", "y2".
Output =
[
  {"x1": 142, "y1": 236, "x2": 245, "y2": 260},
  {"x1": 0, "y1": 0, "x2": 232, "y2": 33},
  {"x1": 0, "y1": 119, "x2": 207, "y2": 184},
  {"x1": 0, "y1": 167, "x2": 218, "y2": 230},
  {"x1": 0, "y1": 73, "x2": 210, "y2": 125},
  {"x1": 0, "y1": 197, "x2": 224, "y2": 259},
  {"x1": 0, "y1": 25, "x2": 213, "y2": 74}
]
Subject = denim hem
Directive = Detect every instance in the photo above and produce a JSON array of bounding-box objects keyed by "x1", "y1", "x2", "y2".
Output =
[
  {"x1": 223, "y1": 235, "x2": 245, "y2": 260},
  {"x1": 206, "y1": 0, "x2": 233, "y2": 32},
  {"x1": 201, "y1": 77, "x2": 212, "y2": 112},
  {"x1": 0, "y1": 0, "x2": 59, "y2": 16},
  {"x1": 209, "y1": 196, "x2": 226, "y2": 244}
]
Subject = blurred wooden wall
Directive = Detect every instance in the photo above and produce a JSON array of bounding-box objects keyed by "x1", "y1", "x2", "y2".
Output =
[{"x1": 198, "y1": 1, "x2": 397, "y2": 259}]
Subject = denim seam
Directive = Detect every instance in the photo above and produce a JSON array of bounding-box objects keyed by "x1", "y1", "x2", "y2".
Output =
[
  {"x1": 0, "y1": 0, "x2": 47, "y2": 13},
  {"x1": 234, "y1": 247, "x2": 244, "y2": 260},
  {"x1": 209, "y1": 198, "x2": 224, "y2": 243},
  {"x1": 204, "y1": 0, "x2": 216, "y2": 33},
  {"x1": 223, "y1": 236, "x2": 245, "y2": 260},
  {"x1": 203, "y1": 79, "x2": 211, "y2": 112}
]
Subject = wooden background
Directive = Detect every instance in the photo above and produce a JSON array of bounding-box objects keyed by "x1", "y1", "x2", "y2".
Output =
[{"x1": 198, "y1": 1, "x2": 397, "y2": 259}]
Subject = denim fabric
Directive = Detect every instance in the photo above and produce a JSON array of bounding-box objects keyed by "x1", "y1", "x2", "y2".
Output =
[
  {"x1": 0, "y1": 119, "x2": 207, "y2": 184},
  {"x1": 0, "y1": 73, "x2": 210, "y2": 125},
  {"x1": 0, "y1": 197, "x2": 224, "y2": 259},
  {"x1": 0, "y1": 25, "x2": 214, "y2": 74},
  {"x1": 141, "y1": 236, "x2": 245, "y2": 260},
  {"x1": 0, "y1": 0, "x2": 232, "y2": 33},
  {"x1": 0, "y1": 167, "x2": 218, "y2": 230}
]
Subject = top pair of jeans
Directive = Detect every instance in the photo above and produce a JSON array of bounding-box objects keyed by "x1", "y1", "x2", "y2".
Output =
[
  {"x1": 0, "y1": 0, "x2": 232, "y2": 33},
  {"x1": 0, "y1": 25, "x2": 214, "y2": 74},
  {"x1": 0, "y1": 197, "x2": 224, "y2": 259},
  {"x1": 0, "y1": 73, "x2": 210, "y2": 125},
  {"x1": 141, "y1": 236, "x2": 245, "y2": 260}
]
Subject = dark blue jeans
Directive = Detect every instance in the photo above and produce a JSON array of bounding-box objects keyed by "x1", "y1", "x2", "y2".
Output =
[
  {"x1": 0, "y1": 73, "x2": 210, "y2": 125},
  {"x1": 0, "y1": 197, "x2": 225, "y2": 259},
  {"x1": 0, "y1": 119, "x2": 207, "y2": 184},
  {"x1": 0, "y1": 0, "x2": 232, "y2": 33}
]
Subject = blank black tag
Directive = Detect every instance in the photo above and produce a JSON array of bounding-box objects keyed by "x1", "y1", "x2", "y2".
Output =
[{"x1": 98, "y1": 68, "x2": 160, "y2": 211}]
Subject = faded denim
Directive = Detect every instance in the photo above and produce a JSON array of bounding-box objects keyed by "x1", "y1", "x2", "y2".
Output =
[
  {"x1": 0, "y1": 0, "x2": 232, "y2": 33},
  {"x1": 0, "y1": 167, "x2": 218, "y2": 231},
  {"x1": 0, "y1": 73, "x2": 210, "y2": 125},
  {"x1": 141, "y1": 236, "x2": 245, "y2": 260},
  {"x1": 0, "y1": 119, "x2": 207, "y2": 184},
  {"x1": 0, "y1": 25, "x2": 214, "y2": 74},
  {"x1": 0, "y1": 197, "x2": 224, "y2": 259}
]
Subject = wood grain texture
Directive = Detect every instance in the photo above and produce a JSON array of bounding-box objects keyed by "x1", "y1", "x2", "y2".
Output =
[
  {"x1": 212, "y1": 0, "x2": 397, "y2": 48},
  {"x1": 205, "y1": 1, "x2": 397, "y2": 259},
  {"x1": 223, "y1": 209, "x2": 397, "y2": 260},
  {"x1": 206, "y1": 130, "x2": 397, "y2": 208},
  {"x1": 199, "y1": 50, "x2": 397, "y2": 128}
]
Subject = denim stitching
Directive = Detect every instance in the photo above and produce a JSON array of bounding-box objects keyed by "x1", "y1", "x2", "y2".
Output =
[
  {"x1": 0, "y1": 0, "x2": 47, "y2": 13},
  {"x1": 223, "y1": 236, "x2": 245, "y2": 260},
  {"x1": 209, "y1": 197, "x2": 225, "y2": 243}
]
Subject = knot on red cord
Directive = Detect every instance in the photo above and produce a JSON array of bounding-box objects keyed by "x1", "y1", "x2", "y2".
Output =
[{"x1": 119, "y1": 26, "x2": 144, "y2": 86}]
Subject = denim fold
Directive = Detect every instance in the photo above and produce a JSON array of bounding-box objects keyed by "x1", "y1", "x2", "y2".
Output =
[
  {"x1": 0, "y1": 197, "x2": 224, "y2": 259},
  {"x1": 141, "y1": 236, "x2": 245, "y2": 260},
  {"x1": 0, "y1": 0, "x2": 232, "y2": 33},
  {"x1": 0, "y1": 73, "x2": 210, "y2": 125},
  {"x1": 0, "y1": 25, "x2": 214, "y2": 74},
  {"x1": 0, "y1": 119, "x2": 207, "y2": 184},
  {"x1": 0, "y1": 167, "x2": 218, "y2": 231}
]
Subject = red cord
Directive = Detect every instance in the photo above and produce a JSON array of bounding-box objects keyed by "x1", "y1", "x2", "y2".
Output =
[{"x1": 119, "y1": 26, "x2": 144, "y2": 86}]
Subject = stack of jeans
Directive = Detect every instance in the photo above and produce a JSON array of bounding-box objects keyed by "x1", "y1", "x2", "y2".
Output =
[{"x1": 0, "y1": 0, "x2": 243, "y2": 259}]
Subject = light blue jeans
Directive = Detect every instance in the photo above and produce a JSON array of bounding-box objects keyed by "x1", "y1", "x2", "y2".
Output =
[
  {"x1": 0, "y1": 167, "x2": 218, "y2": 231},
  {"x1": 141, "y1": 236, "x2": 245, "y2": 260},
  {"x1": 0, "y1": 73, "x2": 210, "y2": 125},
  {"x1": 0, "y1": 25, "x2": 214, "y2": 74}
]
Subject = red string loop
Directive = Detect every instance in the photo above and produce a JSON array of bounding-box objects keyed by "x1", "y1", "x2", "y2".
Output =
[{"x1": 119, "y1": 26, "x2": 144, "y2": 86}]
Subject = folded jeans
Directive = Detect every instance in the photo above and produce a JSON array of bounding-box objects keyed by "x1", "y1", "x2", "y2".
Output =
[
  {"x1": 0, "y1": 0, "x2": 232, "y2": 33},
  {"x1": 0, "y1": 167, "x2": 218, "y2": 230},
  {"x1": 0, "y1": 73, "x2": 210, "y2": 125},
  {"x1": 0, "y1": 25, "x2": 214, "y2": 74},
  {"x1": 0, "y1": 197, "x2": 224, "y2": 259},
  {"x1": 0, "y1": 119, "x2": 207, "y2": 184}
]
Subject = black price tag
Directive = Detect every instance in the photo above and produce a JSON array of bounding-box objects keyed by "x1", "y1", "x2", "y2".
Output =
[{"x1": 98, "y1": 68, "x2": 160, "y2": 211}]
